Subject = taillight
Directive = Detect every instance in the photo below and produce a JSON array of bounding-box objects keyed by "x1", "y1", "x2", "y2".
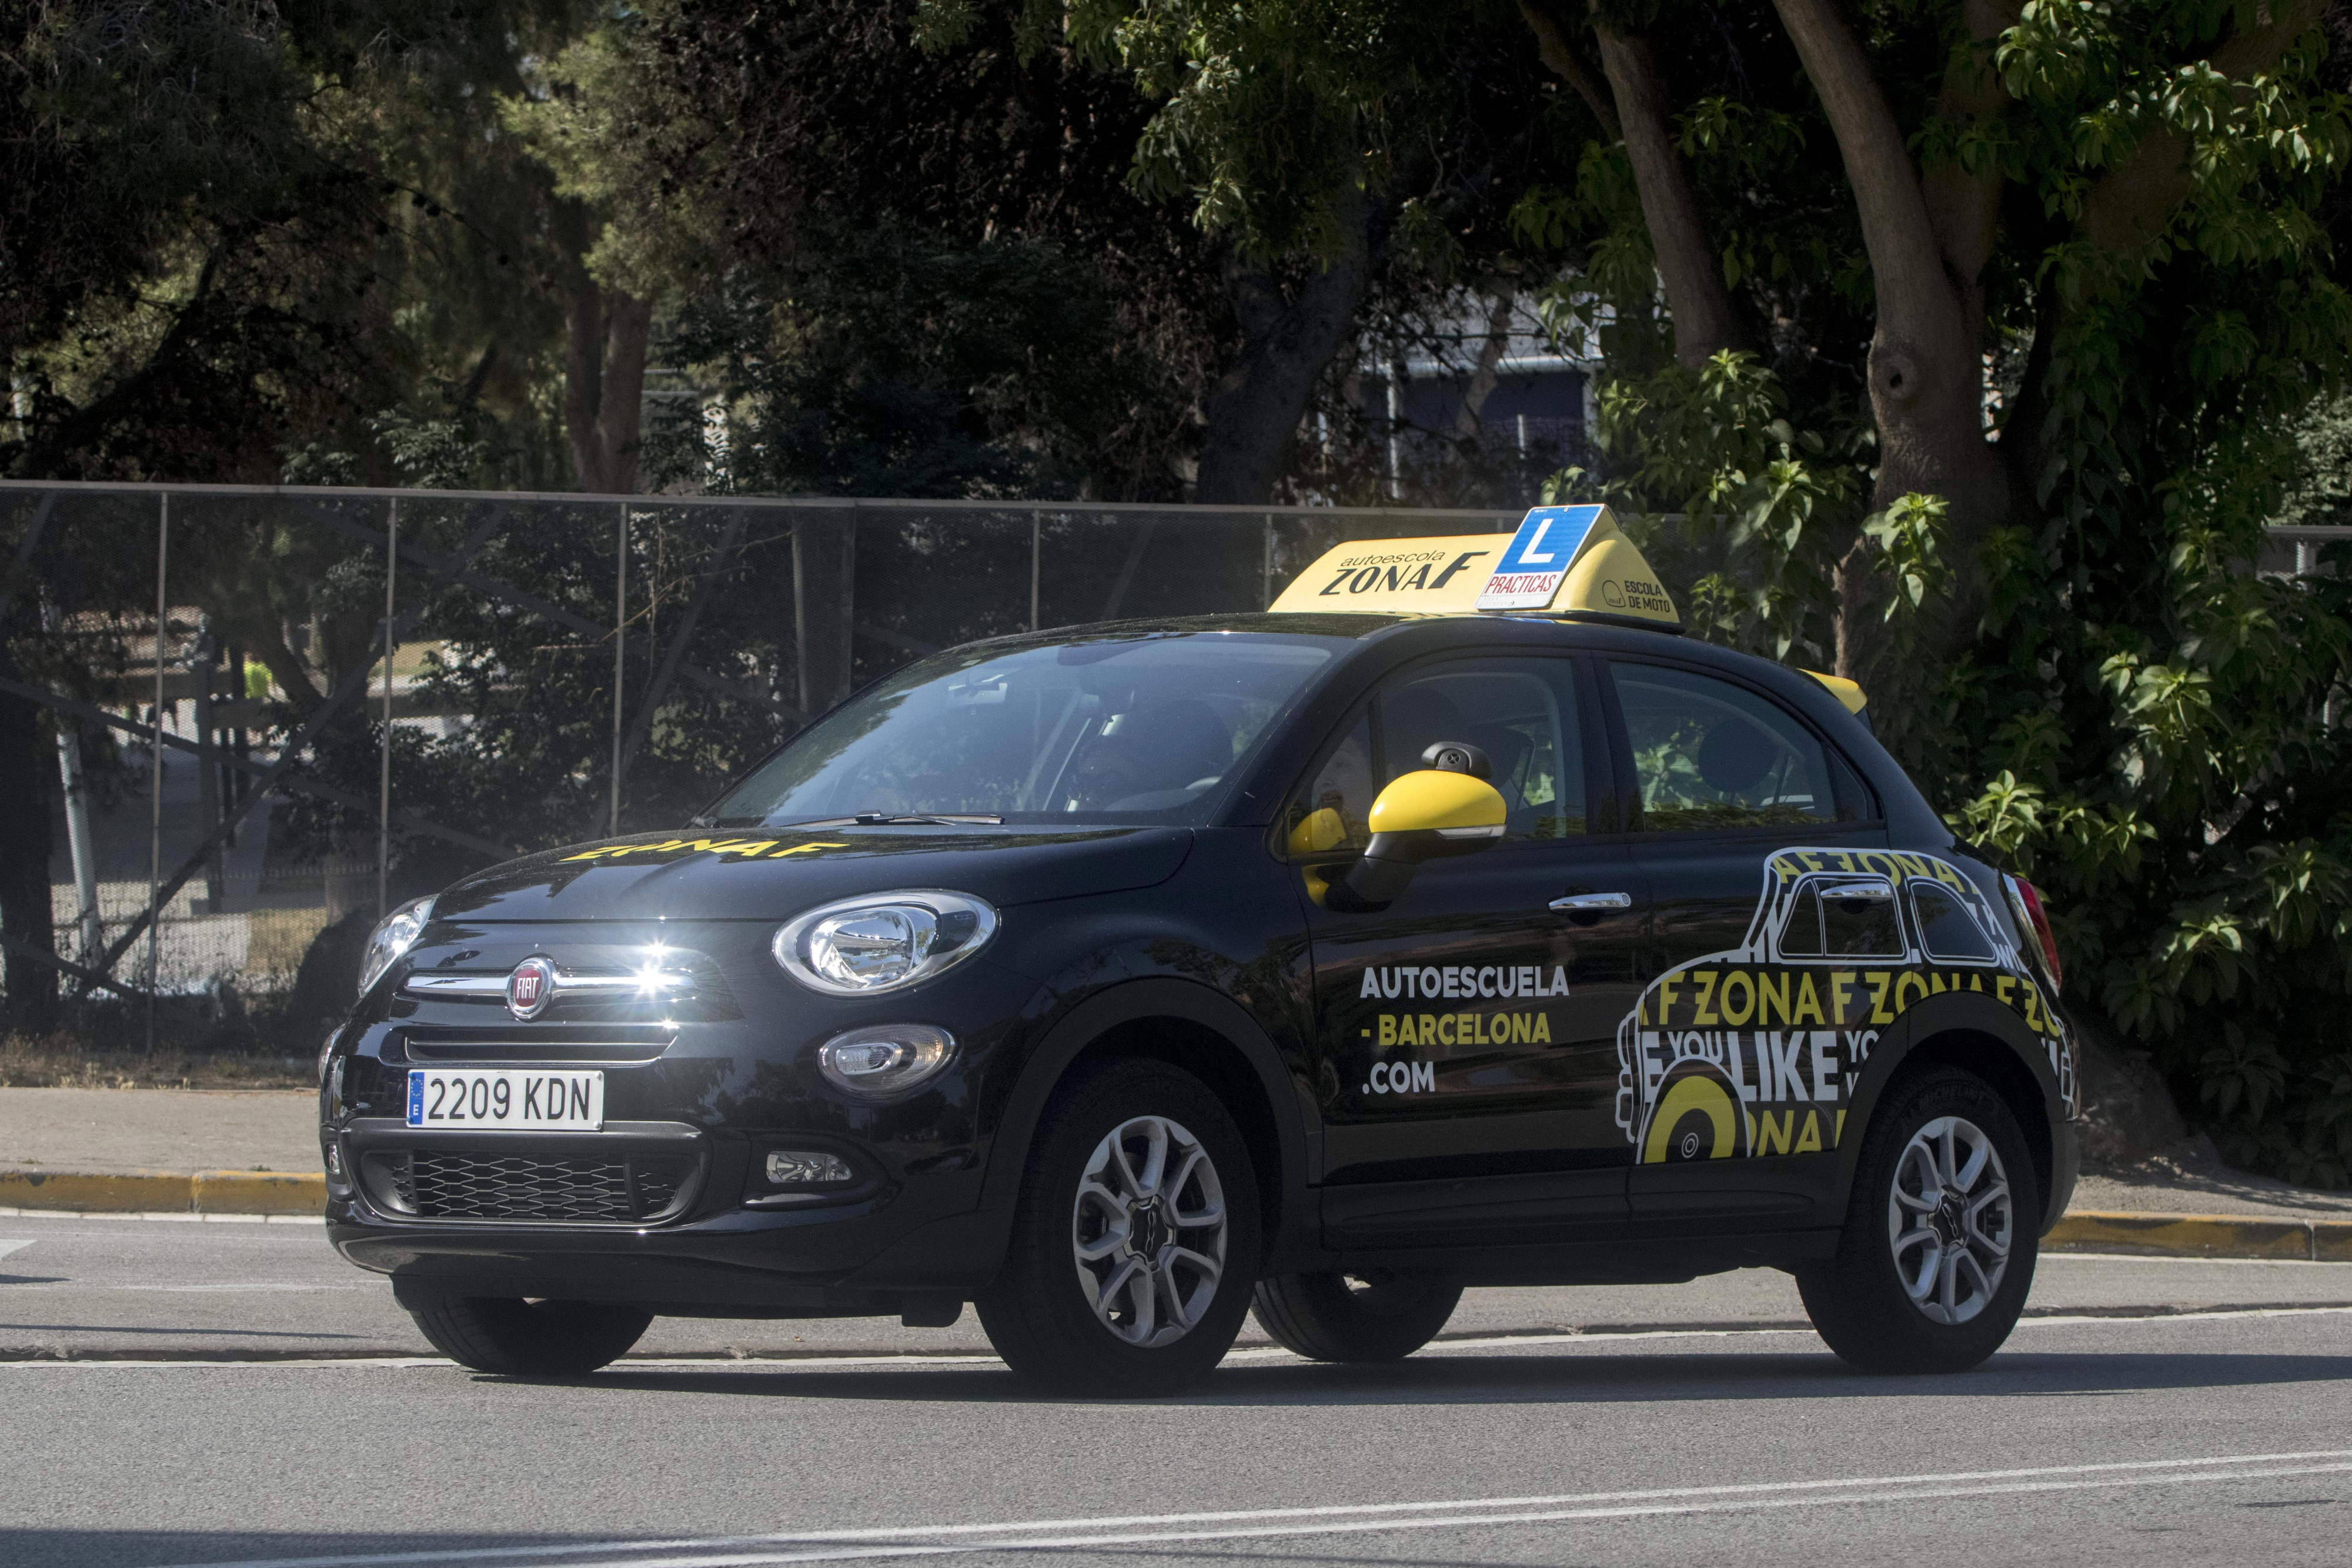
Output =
[{"x1": 2002, "y1": 874, "x2": 2063, "y2": 992}]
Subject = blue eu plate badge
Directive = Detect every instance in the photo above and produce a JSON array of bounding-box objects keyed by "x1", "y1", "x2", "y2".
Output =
[{"x1": 1476, "y1": 506, "x2": 1600, "y2": 611}]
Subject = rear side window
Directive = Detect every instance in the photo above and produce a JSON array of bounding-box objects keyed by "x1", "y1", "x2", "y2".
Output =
[
  {"x1": 1610, "y1": 662, "x2": 1854, "y2": 832},
  {"x1": 1912, "y1": 881, "x2": 1998, "y2": 962}
]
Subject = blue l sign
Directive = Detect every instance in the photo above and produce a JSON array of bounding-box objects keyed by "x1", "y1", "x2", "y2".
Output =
[{"x1": 1476, "y1": 506, "x2": 1600, "y2": 610}]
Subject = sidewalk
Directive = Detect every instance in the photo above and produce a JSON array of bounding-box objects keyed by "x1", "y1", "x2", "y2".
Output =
[{"x1": 6, "y1": 1086, "x2": 2351, "y2": 1256}]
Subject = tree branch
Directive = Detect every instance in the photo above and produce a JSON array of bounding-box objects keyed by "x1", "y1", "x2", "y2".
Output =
[
  {"x1": 1591, "y1": 17, "x2": 1755, "y2": 366},
  {"x1": 1517, "y1": 0, "x2": 1619, "y2": 139},
  {"x1": 2077, "y1": 0, "x2": 2329, "y2": 257},
  {"x1": 1920, "y1": 0, "x2": 2020, "y2": 333}
]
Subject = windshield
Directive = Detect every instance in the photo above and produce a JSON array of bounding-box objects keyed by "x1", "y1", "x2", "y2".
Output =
[{"x1": 709, "y1": 628, "x2": 1347, "y2": 827}]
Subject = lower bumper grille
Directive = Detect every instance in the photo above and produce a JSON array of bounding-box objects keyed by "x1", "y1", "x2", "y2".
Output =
[{"x1": 363, "y1": 1149, "x2": 698, "y2": 1223}]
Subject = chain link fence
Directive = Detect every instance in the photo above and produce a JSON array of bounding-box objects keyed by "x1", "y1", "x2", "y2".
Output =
[{"x1": 0, "y1": 482, "x2": 1521, "y2": 1041}]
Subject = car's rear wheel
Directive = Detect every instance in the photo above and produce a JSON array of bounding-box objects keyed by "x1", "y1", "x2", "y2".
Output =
[
  {"x1": 1798, "y1": 1066, "x2": 2039, "y2": 1374},
  {"x1": 1251, "y1": 1271, "x2": 1461, "y2": 1362},
  {"x1": 408, "y1": 1297, "x2": 652, "y2": 1375},
  {"x1": 976, "y1": 1061, "x2": 1260, "y2": 1396}
]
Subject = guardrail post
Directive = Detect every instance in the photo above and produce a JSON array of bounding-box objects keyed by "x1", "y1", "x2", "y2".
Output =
[
  {"x1": 379, "y1": 495, "x2": 397, "y2": 918},
  {"x1": 793, "y1": 504, "x2": 857, "y2": 714},
  {"x1": 146, "y1": 493, "x2": 168, "y2": 1051},
  {"x1": 610, "y1": 499, "x2": 627, "y2": 837}
]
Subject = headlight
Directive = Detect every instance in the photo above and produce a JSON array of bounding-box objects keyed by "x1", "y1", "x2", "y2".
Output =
[
  {"x1": 356, "y1": 895, "x2": 435, "y2": 998},
  {"x1": 771, "y1": 890, "x2": 998, "y2": 996},
  {"x1": 817, "y1": 1024, "x2": 957, "y2": 1098}
]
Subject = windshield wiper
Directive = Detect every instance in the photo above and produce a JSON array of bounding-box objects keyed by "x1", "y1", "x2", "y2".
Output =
[{"x1": 775, "y1": 812, "x2": 1006, "y2": 828}]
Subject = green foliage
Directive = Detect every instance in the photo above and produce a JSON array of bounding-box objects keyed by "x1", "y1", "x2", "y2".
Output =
[{"x1": 646, "y1": 228, "x2": 1142, "y2": 501}]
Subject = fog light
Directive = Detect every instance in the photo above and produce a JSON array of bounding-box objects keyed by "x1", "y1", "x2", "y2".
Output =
[
  {"x1": 766, "y1": 1150, "x2": 854, "y2": 1186},
  {"x1": 816, "y1": 1024, "x2": 956, "y2": 1098}
]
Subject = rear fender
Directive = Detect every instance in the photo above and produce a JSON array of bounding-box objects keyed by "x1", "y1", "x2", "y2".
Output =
[{"x1": 1829, "y1": 991, "x2": 2069, "y2": 1233}]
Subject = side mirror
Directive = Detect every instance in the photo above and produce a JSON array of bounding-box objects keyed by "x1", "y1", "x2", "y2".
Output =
[{"x1": 1331, "y1": 748, "x2": 1506, "y2": 911}]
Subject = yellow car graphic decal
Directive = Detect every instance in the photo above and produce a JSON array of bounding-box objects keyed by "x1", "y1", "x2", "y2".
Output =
[{"x1": 1616, "y1": 848, "x2": 2074, "y2": 1164}]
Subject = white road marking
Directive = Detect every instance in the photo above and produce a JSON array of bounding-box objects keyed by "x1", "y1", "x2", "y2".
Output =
[
  {"x1": 0, "y1": 1281, "x2": 368, "y2": 1292},
  {"x1": 0, "y1": 1238, "x2": 32, "y2": 1261},
  {"x1": 144, "y1": 1449, "x2": 2352, "y2": 1568},
  {"x1": 2050, "y1": 1251, "x2": 2352, "y2": 1267}
]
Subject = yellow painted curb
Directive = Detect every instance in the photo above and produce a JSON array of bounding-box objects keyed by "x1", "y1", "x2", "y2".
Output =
[
  {"x1": 0, "y1": 1168, "x2": 323, "y2": 1216},
  {"x1": 2048, "y1": 1209, "x2": 2339, "y2": 1261},
  {"x1": 192, "y1": 1170, "x2": 328, "y2": 1215}
]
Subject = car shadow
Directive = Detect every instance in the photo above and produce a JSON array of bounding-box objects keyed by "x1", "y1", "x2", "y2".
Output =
[{"x1": 510, "y1": 1346, "x2": 2352, "y2": 1407}]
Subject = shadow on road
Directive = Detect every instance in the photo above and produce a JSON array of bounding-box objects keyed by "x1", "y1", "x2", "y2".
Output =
[{"x1": 524, "y1": 1347, "x2": 2352, "y2": 1407}]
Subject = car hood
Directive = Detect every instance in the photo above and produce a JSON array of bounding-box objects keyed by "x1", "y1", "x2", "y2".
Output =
[{"x1": 429, "y1": 825, "x2": 1196, "y2": 923}]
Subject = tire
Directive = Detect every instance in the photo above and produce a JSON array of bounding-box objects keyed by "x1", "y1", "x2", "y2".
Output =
[
  {"x1": 1252, "y1": 1272, "x2": 1462, "y2": 1362},
  {"x1": 1798, "y1": 1066, "x2": 2040, "y2": 1375},
  {"x1": 409, "y1": 1297, "x2": 653, "y2": 1375},
  {"x1": 976, "y1": 1060, "x2": 1261, "y2": 1396}
]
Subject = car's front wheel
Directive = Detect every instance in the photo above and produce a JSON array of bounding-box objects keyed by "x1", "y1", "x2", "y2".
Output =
[
  {"x1": 1252, "y1": 1271, "x2": 1462, "y2": 1362},
  {"x1": 407, "y1": 1296, "x2": 653, "y2": 1375},
  {"x1": 1798, "y1": 1066, "x2": 2039, "y2": 1374},
  {"x1": 976, "y1": 1061, "x2": 1260, "y2": 1396}
]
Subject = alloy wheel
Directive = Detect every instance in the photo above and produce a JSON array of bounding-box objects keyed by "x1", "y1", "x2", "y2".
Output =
[
  {"x1": 1070, "y1": 1114, "x2": 1229, "y2": 1348},
  {"x1": 1886, "y1": 1114, "x2": 2013, "y2": 1325}
]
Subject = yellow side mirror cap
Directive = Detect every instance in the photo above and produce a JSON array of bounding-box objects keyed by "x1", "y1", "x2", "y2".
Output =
[{"x1": 1368, "y1": 770, "x2": 1507, "y2": 836}]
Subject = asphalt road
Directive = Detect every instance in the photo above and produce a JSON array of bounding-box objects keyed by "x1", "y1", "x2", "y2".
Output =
[{"x1": 4, "y1": 1215, "x2": 2351, "y2": 1567}]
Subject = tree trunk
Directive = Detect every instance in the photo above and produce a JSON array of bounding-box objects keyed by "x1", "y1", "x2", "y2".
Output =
[
  {"x1": 1917, "y1": 0, "x2": 2017, "y2": 356},
  {"x1": 1192, "y1": 184, "x2": 1374, "y2": 505},
  {"x1": 599, "y1": 292, "x2": 653, "y2": 494},
  {"x1": 564, "y1": 263, "x2": 609, "y2": 494},
  {"x1": 0, "y1": 688, "x2": 57, "y2": 1031},
  {"x1": 1454, "y1": 293, "x2": 1515, "y2": 442},
  {"x1": 1590, "y1": 20, "x2": 1756, "y2": 367},
  {"x1": 1770, "y1": 0, "x2": 2010, "y2": 543}
]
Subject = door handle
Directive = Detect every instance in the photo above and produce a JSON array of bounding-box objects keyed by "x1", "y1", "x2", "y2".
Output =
[{"x1": 1549, "y1": 892, "x2": 1633, "y2": 914}]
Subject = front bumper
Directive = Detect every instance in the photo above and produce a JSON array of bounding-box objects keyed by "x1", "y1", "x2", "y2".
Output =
[
  {"x1": 2043, "y1": 1115, "x2": 2081, "y2": 1236},
  {"x1": 323, "y1": 928, "x2": 1042, "y2": 1311},
  {"x1": 327, "y1": 1114, "x2": 1011, "y2": 1309}
]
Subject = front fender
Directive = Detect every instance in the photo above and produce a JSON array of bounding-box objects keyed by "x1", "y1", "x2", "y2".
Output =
[{"x1": 974, "y1": 976, "x2": 1318, "y2": 1269}]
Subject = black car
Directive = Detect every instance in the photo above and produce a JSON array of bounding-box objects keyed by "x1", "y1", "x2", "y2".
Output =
[{"x1": 321, "y1": 508, "x2": 2079, "y2": 1395}]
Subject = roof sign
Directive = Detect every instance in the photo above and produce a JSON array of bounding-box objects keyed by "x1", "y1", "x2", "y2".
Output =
[
  {"x1": 1476, "y1": 506, "x2": 1599, "y2": 610},
  {"x1": 1267, "y1": 504, "x2": 1681, "y2": 629}
]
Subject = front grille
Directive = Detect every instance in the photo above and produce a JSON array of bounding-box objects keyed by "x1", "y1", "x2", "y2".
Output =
[{"x1": 364, "y1": 1149, "x2": 698, "y2": 1223}]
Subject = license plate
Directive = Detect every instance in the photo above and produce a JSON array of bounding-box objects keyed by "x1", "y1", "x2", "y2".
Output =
[{"x1": 406, "y1": 1069, "x2": 604, "y2": 1131}]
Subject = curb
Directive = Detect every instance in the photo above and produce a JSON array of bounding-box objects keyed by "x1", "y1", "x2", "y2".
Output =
[
  {"x1": 0, "y1": 1168, "x2": 325, "y2": 1217},
  {"x1": 1, "y1": 1174, "x2": 2346, "y2": 1257},
  {"x1": 2047, "y1": 1209, "x2": 2352, "y2": 1262}
]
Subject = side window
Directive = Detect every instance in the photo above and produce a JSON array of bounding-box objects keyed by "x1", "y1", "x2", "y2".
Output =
[
  {"x1": 1377, "y1": 660, "x2": 1585, "y2": 841},
  {"x1": 1778, "y1": 885, "x2": 1825, "y2": 957},
  {"x1": 1287, "y1": 716, "x2": 1374, "y2": 855},
  {"x1": 1822, "y1": 885, "x2": 1905, "y2": 957},
  {"x1": 1610, "y1": 662, "x2": 1849, "y2": 833},
  {"x1": 1912, "y1": 881, "x2": 1997, "y2": 962}
]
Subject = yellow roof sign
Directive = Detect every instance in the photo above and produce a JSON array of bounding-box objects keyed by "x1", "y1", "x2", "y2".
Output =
[{"x1": 1269, "y1": 505, "x2": 1680, "y2": 628}]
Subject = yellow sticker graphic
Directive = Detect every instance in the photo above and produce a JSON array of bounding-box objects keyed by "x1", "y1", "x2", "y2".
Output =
[{"x1": 1618, "y1": 848, "x2": 2073, "y2": 1163}]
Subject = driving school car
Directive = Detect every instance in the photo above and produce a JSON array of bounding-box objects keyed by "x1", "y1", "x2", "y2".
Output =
[{"x1": 320, "y1": 504, "x2": 2079, "y2": 1392}]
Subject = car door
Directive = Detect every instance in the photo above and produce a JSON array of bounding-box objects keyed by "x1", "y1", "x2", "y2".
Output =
[
  {"x1": 1290, "y1": 653, "x2": 1643, "y2": 1251},
  {"x1": 1600, "y1": 657, "x2": 1889, "y2": 1236}
]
